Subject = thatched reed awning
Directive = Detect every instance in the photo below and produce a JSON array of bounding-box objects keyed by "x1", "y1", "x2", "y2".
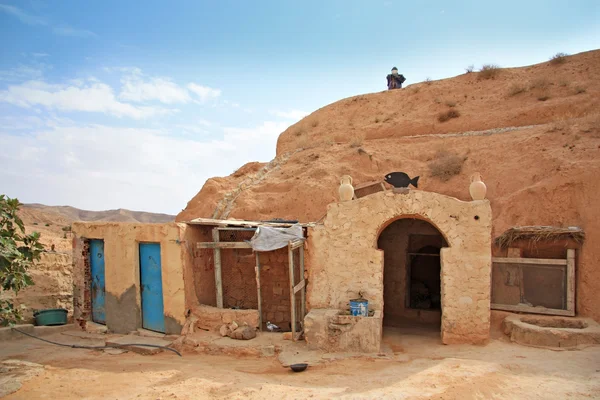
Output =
[{"x1": 495, "y1": 226, "x2": 585, "y2": 248}]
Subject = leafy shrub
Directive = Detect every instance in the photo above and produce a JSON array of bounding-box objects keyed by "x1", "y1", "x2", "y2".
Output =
[{"x1": 0, "y1": 195, "x2": 44, "y2": 325}]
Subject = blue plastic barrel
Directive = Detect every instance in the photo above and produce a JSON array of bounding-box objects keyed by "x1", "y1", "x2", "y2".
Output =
[{"x1": 349, "y1": 299, "x2": 369, "y2": 317}]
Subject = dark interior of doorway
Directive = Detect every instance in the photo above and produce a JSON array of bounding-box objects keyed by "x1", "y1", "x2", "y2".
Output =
[{"x1": 378, "y1": 219, "x2": 446, "y2": 330}]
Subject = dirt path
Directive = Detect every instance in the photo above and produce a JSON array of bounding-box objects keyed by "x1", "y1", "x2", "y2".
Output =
[{"x1": 1, "y1": 329, "x2": 599, "y2": 399}]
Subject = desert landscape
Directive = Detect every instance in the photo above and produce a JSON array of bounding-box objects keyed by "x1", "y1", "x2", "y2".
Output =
[
  {"x1": 1, "y1": 2, "x2": 599, "y2": 397},
  {"x1": 2, "y1": 50, "x2": 599, "y2": 399}
]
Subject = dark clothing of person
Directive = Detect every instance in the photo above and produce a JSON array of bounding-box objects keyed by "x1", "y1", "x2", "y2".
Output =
[{"x1": 387, "y1": 73, "x2": 406, "y2": 90}]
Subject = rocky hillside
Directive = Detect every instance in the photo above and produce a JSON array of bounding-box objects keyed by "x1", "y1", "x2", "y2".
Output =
[
  {"x1": 177, "y1": 50, "x2": 599, "y2": 320},
  {"x1": 19, "y1": 204, "x2": 175, "y2": 252}
]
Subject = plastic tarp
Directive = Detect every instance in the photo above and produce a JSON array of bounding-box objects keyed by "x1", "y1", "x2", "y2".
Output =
[{"x1": 250, "y1": 224, "x2": 304, "y2": 252}]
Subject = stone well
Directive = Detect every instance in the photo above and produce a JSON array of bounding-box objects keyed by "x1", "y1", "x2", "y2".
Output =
[{"x1": 304, "y1": 189, "x2": 492, "y2": 351}]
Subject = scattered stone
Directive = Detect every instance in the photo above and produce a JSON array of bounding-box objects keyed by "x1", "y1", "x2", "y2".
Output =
[
  {"x1": 85, "y1": 321, "x2": 108, "y2": 334},
  {"x1": 103, "y1": 348, "x2": 127, "y2": 355},
  {"x1": 229, "y1": 326, "x2": 257, "y2": 340},
  {"x1": 219, "y1": 324, "x2": 231, "y2": 337},
  {"x1": 282, "y1": 332, "x2": 293, "y2": 341}
]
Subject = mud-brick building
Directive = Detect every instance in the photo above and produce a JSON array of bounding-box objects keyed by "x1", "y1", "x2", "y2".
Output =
[{"x1": 72, "y1": 189, "x2": 586, "y2": 352}]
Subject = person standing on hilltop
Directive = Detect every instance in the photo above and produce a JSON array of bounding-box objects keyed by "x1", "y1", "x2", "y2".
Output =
[{"x1": 386, "y1": 67, "x2": 406, "y2": 90}]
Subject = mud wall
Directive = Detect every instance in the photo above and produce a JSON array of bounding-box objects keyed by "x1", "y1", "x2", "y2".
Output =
[
  {"x1": 185, "y1": 225, "x2": 292, "y2": 331},
  {"x1": 306, "y1": 190, "x2": 492, "y2": 345},
  {"x1": 72, "y1": 222, "x2": 186, "y2": 334}
]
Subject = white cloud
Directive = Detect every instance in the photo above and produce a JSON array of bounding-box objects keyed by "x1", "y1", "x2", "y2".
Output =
[
  {"x1": 0, "y1": 119, "x2": 291, "y2": 214},
  {"x1": 0, "y1": 80, "x2": 174, "y2": 119},
  {"x1": 0, "y1": 4, "x2": 97, "y2": 38},
  {"x1": 52, "y1": 25, "x2": 97, "y2": 38},
  {"x1": 270, "y1": 109, "x2": 309, "y2": 120},
  {"x1": 187, "y1": 83, "x2": 222, "y2": 102},
  {"x1": 0, "y1": 4, "x2": 46, "y2": 25},
  {"x1": 0, "y1": 64, "x2": 46, "y2": 82},
  {"x1": 120, "y1": 74, "x2": 191, "y2": 104},
  {"x1": 31, "y1": 53, "x2": 49, "y2": 58}
]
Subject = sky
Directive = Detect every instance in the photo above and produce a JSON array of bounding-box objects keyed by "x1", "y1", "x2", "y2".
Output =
[{"x1": 0, "y1": 1, "x2": 598, "y2": 215}]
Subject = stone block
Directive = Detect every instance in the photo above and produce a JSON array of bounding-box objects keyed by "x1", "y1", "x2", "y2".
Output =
[{"x1": 193, "y1": 305, "x2": 259, "y2": 332}]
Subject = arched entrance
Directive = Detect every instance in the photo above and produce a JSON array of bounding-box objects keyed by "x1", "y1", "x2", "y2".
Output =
[
  {"x1": 378, "y1": 218, "x2": 448, "y2": 332},
  {"x1": 305, "y1": 190, "x2": 492, "y2": 350}
]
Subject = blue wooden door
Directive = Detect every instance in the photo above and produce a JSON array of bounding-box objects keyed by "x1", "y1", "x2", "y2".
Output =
[
  {"x1": 139, "y1": 243, "x2": 165, "y2": 333},
  {"x1": 89, "y1": 240, "x2": 106, "y2": 324}
]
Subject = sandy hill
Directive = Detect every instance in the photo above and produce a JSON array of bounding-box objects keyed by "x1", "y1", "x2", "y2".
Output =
[
  {"x1": 19, "y1": 204, "x2": 175, "y2": 252},
  {"x1": 177, "y1": 49, "x2": 600, "y2": 319}
]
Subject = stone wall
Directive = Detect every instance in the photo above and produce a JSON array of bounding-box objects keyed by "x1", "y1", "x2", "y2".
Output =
[
  {"x1": 306, "y1": 190, "x2": 492, "y2": 345},
  {"x1": 2, "y1": 252, "x2": 73, "y2": 323},
  {"x1": 304, "y1": 309, "x2": 383, "y2": 353},
  {"x1": 72, "y1": 222, "x2": 186, "y2": 334}
]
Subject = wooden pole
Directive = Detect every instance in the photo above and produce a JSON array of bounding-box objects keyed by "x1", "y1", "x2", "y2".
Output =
[
  {"x1": 288, "y1": 241, "x2": 296, "y2": 341},
  {"x1": 299, "y1": 243, "x2": 306, "y2": 327},
  {"x1": 212, "y1": 228, "x2": 223, "y2": 308},
  {"x1": 255, "y1": 252, "x2": 262, "y2": 331},
  {"x1": 566, "y1": 249, "x2": 575, "y2": 315}
]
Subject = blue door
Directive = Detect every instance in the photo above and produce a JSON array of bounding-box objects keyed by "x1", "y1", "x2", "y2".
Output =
[
  {"x1": 139, "y1": 243, "x2": 165, "y2": 333},
  {"x1": 89, "y1": 240, "x2": 106, "y2": 324}
]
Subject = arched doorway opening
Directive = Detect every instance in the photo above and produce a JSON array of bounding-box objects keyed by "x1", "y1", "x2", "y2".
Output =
[{"x1": 377, "y1": 218, "x2": 448, "y2": 334}]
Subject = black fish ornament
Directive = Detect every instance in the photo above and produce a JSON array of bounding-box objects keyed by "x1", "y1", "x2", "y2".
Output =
[{"x1": 384, "y1": 172, "x2": 419, "y2": 188}]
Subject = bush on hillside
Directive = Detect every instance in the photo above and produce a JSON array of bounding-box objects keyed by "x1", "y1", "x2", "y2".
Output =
[
  {"x1": 429, "y1": 151, "x2": 466, "y2": 181},
  {"x1": 549, "y1": 52, "x2": 568, "y2": 65},
  {"x1": 437, "y1": 109, "x2": 461, "y2": 122},
  {"x1": 479, "y1": 64, "x2": 500, "y2": 79}
]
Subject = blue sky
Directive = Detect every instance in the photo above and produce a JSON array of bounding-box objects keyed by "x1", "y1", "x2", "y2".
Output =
[{"x1": 0, "y1": 1, "x2": 598, "y2": 214}]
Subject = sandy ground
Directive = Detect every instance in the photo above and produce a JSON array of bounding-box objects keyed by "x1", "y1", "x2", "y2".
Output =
[{"x1": 1, "y1": 327, "x2": 599, "y2": 399}]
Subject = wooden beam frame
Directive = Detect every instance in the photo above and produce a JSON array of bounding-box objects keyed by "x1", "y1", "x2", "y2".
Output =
[
  {"x1": 491, "y1": 257, "x2": 567, "y2": 265},
  {"x1": 197, "y1": 242, "x2": 252, "y2": 249},
  {"x1": 566, "y1": 249, "x2": 575, "y2": 314},
  {"x1": 491, "y1": 303, "x2": 574, "y2": 316},
  {"x1": 288, "y1": 241, "x2": 297, "y2": 341},
  {"x1": 255, "y1": 252, "x2": 262, "y2": 331},
  {"x1": 212, "y1": 228, "x2": 223, "y2": 308},
  {"x1": 491, "y1": 249, "x2": 576, "y2": 317}
]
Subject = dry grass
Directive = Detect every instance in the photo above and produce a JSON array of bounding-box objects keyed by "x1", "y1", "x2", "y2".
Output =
[
  {"x1": 437, "y1": 109, "x2": 461, "y2": 122},
  {"x1": 425, "y1": 77, "x2": 432, "y2": 85},
  {"x1": 537, "y1": 95, "x2": 550, "y2": 101},
  {"x1": 412, "y1": 86, "x2": 421, "y2": 94},
  {"x1": 574, "y1": 86, "x2": 586, "y2": 94},
  {"x1": 549, "y1": 52, "x2": 569, "y2": 65},
  {"x1": 445, "y1": 100, "x2": 457, "y2": 107},
  {"x1": 508, "y1": 83, "x2": 527, "y2": 96},
  {"x1": 429, "y1": 150, "x2": 466, "y2": 181},
  {"x1": 495, "y1": 226, "x2": 585, "y2": 248},
  {"x1": 479, "y1": 64, "x2": 500, "y2": 79},
  {"x1": 310, "y1": 119, "x2": 319, "y2": 128},
  {"x1": 465, "y1": 65, "x2": 474, "y2": 73},
  {"x1": 349, "y1": 131, "x2": 365, "y2": 148},
  {"x1": 294, "y1": 126, "x2": 305, "y2": 136},
  {"x1": 529, "y1": 78, "x2": 551, "y2": 90}
]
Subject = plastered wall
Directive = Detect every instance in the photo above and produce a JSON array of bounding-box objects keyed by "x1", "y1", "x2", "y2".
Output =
[
  {"x1": 306, "y1": 190, "x2": 492, "y2": 344},
  {"x1": 72, "y1": 222, "x2": 186, "y2": 334}
]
